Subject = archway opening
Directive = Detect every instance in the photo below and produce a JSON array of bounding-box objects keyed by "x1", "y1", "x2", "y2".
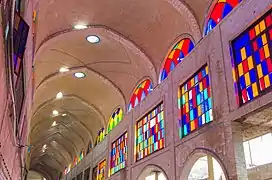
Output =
[{"x1": 188, "y1": 155, "x2": 226, "y2": 180}]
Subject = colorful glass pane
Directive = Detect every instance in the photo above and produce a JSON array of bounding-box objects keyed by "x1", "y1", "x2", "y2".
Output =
[
  {"x1": 107, "y1": 108, "x2": 124, "y2": 133},
  {"x1": 95, "y1": 128, "x2": 106, "y2": 145},
  {"x1": 159, "y1": 38, "x2": 195, "y2": 83},
  {"x1": 128, "y1": 79, "x2": 153, "y2": 112},
  {"x1": 178, "y1": 65, "x2": 213, "y2": 138},
  {"x1": 110, "y1": 132, "x2": 128, "y2": 176},
  {"x1": 231, "y1": 10, "x2": 272, "y2": 105},
  {"x1": 134, "y1": 103, "x2": 165, "y2": 162},
  {"x1": 204, "y1": 0, "x2": 243, "y2": 36},
  {"x1": 97, "y1": 160, "x2": 106, "y2": 180}
]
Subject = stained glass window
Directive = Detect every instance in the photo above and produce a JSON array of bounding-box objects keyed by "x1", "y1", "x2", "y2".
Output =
[
  {"x1": 86, "y1": 141, "x2": 92, "y2": 154},
  {"x1": 159, "y1": 38, "x2": 194, "y2": 83},
  {"x1": 95, "y1": 128, "x2": 106, "y2": 145},
  {"x1": 13, "y1": 12, "x2": 29, "y2": 77},
  {"x1": 110, "y1": 132, "x2": 128, "y2": 176},
  {"x1": 204, "y1": 0, "x2": 243, "y2": 36},
  {"x1": 231, "y1": 10, "x2": 272, "y2": 105},
  {"x1": 128, "y1": 79, "x2": 153, "y2": 112},
  {"x1": 78, "y1": 150, "x2": 84, "y2": 163},
  {"x1": 97, "y1": 160, "x2": 106, "y2": 180},
  {"x1": 178, "y1": 65, "x2": 213, "y2": 138},
  {"x1": 92, "y1": 166, "x2": 98, "y2": 180},
  {"x1": 107, "y1": 108, "x2": 124, "y2": 133},
  {"x1": 134, "y1": 103, "x2": 165, "y2": 162}
]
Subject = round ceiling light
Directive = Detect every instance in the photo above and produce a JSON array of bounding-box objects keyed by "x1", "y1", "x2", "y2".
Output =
[
  {"x1": 74, "y1": 72, "x2": 86, "y2": 79},
  {"x1": 59, "y1": 67, "x2": 69, "y2": 73},
  {"x1": 74, "y1": 24, "x2": 87, "y2": 30},
  {"x1": 86, "y1": 35, "x2": 100, "y2": 44},
  {"x1": 56, "y1": 92, "x2": 63, "y2": 99},
  {"x1": 52, "y1": 121, "x2": 57, "y2": 127},
  {"x1": 52, "y1": 110, "x2": 59, "y2": 116}
]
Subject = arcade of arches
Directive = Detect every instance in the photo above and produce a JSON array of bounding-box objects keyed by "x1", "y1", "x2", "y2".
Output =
[{"x1": 0, "y1": 0, "x2": 271, "y2": 180}]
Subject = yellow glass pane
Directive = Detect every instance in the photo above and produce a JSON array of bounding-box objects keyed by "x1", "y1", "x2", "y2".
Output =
[
  {"x1": 238, "y1": 63, "x2": 244, "y2": 77},
  {"x1": 264, "y1": 44, "x2": 270, "y2": 58},
  {"x1": 168, "y1": 50, "x2": 175, "y2": 59},
  {"x1": 262, "y1": 34, "x2": 268, "y2": 45},
  {"x1": 264, "y1": 75, "x2": 271, "y2": 88},
  {"x1": 190, "y1": 121, "x2": 195, "y2": 131},
  {"x1": 255, "y1": 24, "x2": 260, "y2": 36},
  {"x1": 232, "y1": 69, "x2": 237, "y2": 82},
  {"x1": 205, "y1": 66, "x2": 209, "y2": 74},
  {"x1": 252, "y1": 83, "x2": 259, "y2": 97},
  {"x1": 177, "y1": 40, "x2": 184, "y2": 50},
  {"x1": 191, "y1": 78, "x2": 195, "y2": 86},
  {"x1": 257, "y1": 64, "x2": 263, "y2": 78},
  {"x1": 259, "y1": 20, "x2": 266, "y2": 32},
  {"x1": 245, "y1": 73, "x2": 251, "y2": 86},
  {"x1": 199, "y1": 82, "x2": 203, "y2": 91},
  {"x1": 241, "y1": 47, "x2": 247, "y2": 60},
  {"x1": 247, "y1": 56, "x2": 254, "y2": 70}
]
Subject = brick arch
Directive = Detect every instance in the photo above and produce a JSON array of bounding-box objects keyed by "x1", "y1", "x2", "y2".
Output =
[
  {"x1": 179, "y1": 148, "x2": 229, "y2": 180},
  {"x1": 137, "y1": 164, "x2": 169, "y2": 180}
]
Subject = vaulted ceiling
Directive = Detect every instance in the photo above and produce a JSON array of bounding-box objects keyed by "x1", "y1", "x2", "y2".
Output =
[{"x1": 29, "y1": 0, "x2": 214, "y2": 178}]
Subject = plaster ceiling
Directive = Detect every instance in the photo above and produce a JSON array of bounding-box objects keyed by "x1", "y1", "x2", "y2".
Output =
[{"x1": 29, "y1": 0, "x2": 214, "y2": 177}]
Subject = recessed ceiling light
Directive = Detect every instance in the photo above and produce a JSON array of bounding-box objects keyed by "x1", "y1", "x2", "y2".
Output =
[
  {"x1": 56, "y1": 92, "x2": 63, "y2": 99},
  {"x1": 74, "y1": 24, "x2": 87, "y2": 30},
  {"x1": 43, "y1": 144, "x2": 47, "y2": 149},
  {"x1": 62, "y1": 113, "x2": 67, "y2": 117},
  {"x1": 52, "y1": 110, "x2": 59, "y2": 116},
  {"x1": 74, "y1": 72, "x2": 86, "y2": 79},
  {"x1": 59, "y1": 67, "x2": 69, "y2": 73},
  {"x1": 86, "y1": 35, "x2": 100, "y2": 44},
  {"x1": 52, "y1": 121, "x2": 57, "y2": 127}
]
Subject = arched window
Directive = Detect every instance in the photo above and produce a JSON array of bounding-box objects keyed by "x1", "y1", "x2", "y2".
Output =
[
  {"x1": 204, "y1": 0, "x2": 243, "y2": 36},
  {"x1": 128, "y1": 79, "x2": 153, "y2": 112},
  {"x1": 78, "y1": 150, "x2": 84, "y2": 163},
  {"x1": 188, "y1": 155, "x2": 226, "y2": 180},
  {"x1": 95, "y1": 128, "x2": 106, "y2": 145},
  {"x1": 107, "y1": 108, "x2": 124, "y2": 133},
  {"x1": 159, "y1": 38, "x2": 194, "y2": 83}
]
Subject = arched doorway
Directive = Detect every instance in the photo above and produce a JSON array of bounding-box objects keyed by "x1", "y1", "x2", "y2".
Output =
[
  {"x1": 180, "y1": 150, "x2": 228, "y2": 180},
  {"x1": 188, "y1": 155, "x2": 226, "y2": 180}
]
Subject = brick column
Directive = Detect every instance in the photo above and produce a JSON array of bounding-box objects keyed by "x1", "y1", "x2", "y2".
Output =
[{"x1": 232, "y1": 122, "x2": 248, "y2": 180}]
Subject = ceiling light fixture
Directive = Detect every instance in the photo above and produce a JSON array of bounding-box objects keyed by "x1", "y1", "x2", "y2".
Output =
[
  {"x1": 74, "y1": 72, "x2": 86, "y2": 79},
  {"x1": 56, "y1": 92, "x2": 63, "y2": 99},
  {"x1": 59, "y1": 67, "x2": 69, "y2": 73},
  {"x1": 52, "y1": 121, "x2": 57, "y2": 127},
  {"x1": 52, "y1": 110, "x2": 59, "y2": 116},
  {"x1": 86, "y1": 35, "x2": 100, "y2": 44},
  {"x1": 74, "y1": 24, "x2": 87, "y2": 30},
  {"x1": 62, "y1": 113, "x2": 67, "y2": 117}
]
